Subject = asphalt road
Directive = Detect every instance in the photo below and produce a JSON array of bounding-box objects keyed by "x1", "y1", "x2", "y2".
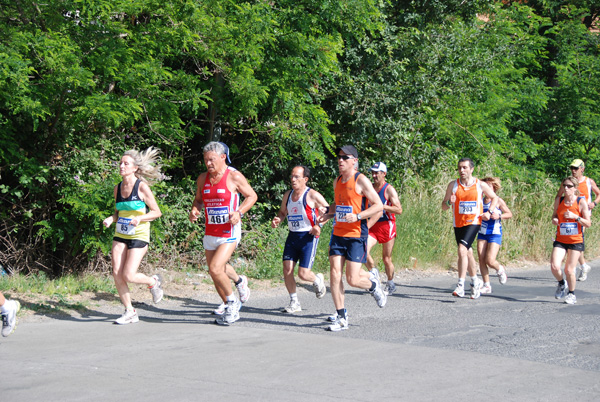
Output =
[{"x1": 2, "y1": 263, "x2": 599, "y2": 401}]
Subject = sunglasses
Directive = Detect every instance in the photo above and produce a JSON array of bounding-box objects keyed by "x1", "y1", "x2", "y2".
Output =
[
  {"x1": 563, "y1": 184, "x2": 574, "y2": 188},
  {"x1": 570, "y1": 166, "x2": 580, "y2": 170},
  {"x1": 337, "y1": 155, "x2": 354, "y2": 160}
]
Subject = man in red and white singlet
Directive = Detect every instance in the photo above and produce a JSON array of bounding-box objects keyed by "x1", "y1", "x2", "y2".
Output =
[
  {"x1": 317, "y1": 145, "x2": 385, "y2": 332},
  {"x1": 365, "y1": 162, "x2": 403, "y2": 296},
  {"x1": 189, "y1": 142, "x2": 257, "y2": 326},
  {"x1": 442, "y1": 158, "x2": 498, "y2": 300}
]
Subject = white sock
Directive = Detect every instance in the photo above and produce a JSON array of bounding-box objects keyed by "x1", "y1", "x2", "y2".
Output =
[
  {"x1": 484, "y1": 282, "x2": 490, "y2": 287},
  {"x1": 1, "y1": 301, "x2": 10, "y2": 313},
  {"x1": 458, "y1": 278, "x2": 465, "y2": 287},
  {"x1": 470, "y1": 276, "x2": 478, "y2": 284},
  {"x1": 226, "y1": 294, "x2": 236, "y2": 303},
  {"x1": 290, "y1": 293, "x2": 298, "y2": 301}
]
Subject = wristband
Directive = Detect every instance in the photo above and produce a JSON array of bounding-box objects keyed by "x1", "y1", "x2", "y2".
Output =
[
  {"x1": 446, "y1": 200, "x2": 452, "y2": 207},
  {"x1": 318, "y1": 223, "x2": 323, "y2": 228}
]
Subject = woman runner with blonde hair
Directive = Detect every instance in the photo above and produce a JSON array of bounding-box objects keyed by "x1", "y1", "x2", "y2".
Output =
[{"x1": 102, "y1": 147, "x2": 164, "y2": 324}]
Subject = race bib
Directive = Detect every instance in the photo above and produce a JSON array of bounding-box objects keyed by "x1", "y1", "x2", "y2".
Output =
[
  {"x1": 287, "y1": 214, "x2": 303, "y2": 230},
  {"x1": 207, "y1": 206, "x2": 230, "y2": 225},
  {"x1": 459, "y1": 201, "x2": 477, "y2": 214},
  {"x1": 559, "y1": 222, "x2": 578, "y2": 236},
  {"x1": 335, "y1": 205, "x2": 352, "y2": 222},
  {"x1": 116, "y1": 217, "x2": 135, "y2": 235}
]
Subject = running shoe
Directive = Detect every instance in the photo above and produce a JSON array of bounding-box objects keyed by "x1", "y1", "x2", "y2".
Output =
[
  {"x1": 497, "y1": 265, "x2": 508, "y2": 285},
  {"x1": 564, "y1": 293, "x2": 577, "y2": 305},
  {"x1": 370, "y1": 267, "x2": 381, "y2": 283},
  {"x1": 236, "y1": 275, "x2": 250, "y2": 303},
  {"x1": 554, "y1": 282, "x2": 567, "y2": 299},
  {"x1": 327, "y1": 309, "x2": 347, "y2": 322},
  {"x1": 213, "y1": 302, "x2": 226, "y2": 316},
  {"x1": 313, "y1": 273, "x2": 326, "y2": 299},
  {"x1": 470, "y1": 278, "x2": 482, "y2": 299},
  {"x1": 480, "y1": 283, "x2": 492, "y2": 294},
  {"x1": 115, "y1": 309, "x2": 139, "y2": 325},
  {"x1": 578, "y1": 264, "x2": 591, "y2": 282},
  {"x1": 384, "y1": 280, "x2": 396, "y2": 296},
  {"x1": 1, "y1": 300, "x2": 20, "y2": 337},
  {"x1": 282, "y1": 299, "x2": 302, "y2": 313},
  {"x1": 370, "y1": 277, "x2": 387, "y2": 308},
  {"x1": 327, "y1": 316, "x2": 348, "y2": 332},
  {"x1": 149, "y1": 274, "x2": 164, "y2": 303},
  {"x1": 452, "y1": 284, "x2": 465, "y2": 298},
  {"x1": 215, "y1": 300, "x2": 241, "y2": 325}
]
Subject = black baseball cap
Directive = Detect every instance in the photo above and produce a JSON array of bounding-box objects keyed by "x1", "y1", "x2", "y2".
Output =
[{"x1": 335, "y1": 145, "x2": 358, "y2": 158}]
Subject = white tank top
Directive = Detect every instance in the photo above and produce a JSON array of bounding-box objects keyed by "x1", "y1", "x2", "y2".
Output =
[{"x1": 286, "y1": 188, "x2": 317, "y2": 232}]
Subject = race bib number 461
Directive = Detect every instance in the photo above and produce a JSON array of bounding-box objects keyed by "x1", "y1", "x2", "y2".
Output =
[
  {"x1": 335, "y1": 205, "x2": 353, "y2": 222},
  {"x1": 459, "y1": 201, "x2": 477, "y2": 214},
  {"x1": 207, "y1": 206, "x2": 230, "y2": 225}
]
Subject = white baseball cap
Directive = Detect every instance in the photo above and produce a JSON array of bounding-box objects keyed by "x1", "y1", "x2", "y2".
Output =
[{"x1": 370, "y1": 162, "x2": 387, "y2": 173}]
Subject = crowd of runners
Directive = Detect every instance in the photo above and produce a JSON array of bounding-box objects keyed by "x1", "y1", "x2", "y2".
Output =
[{"x1": 1, "y1": 144, "x2": 597, "y2": 336}]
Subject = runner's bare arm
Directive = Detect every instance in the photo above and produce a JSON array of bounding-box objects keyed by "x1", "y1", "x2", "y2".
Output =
[
  {"x1": 135, "y1": 181, "x2": 162, "y2": 225},
  {"x1": 385, "y1": 185, "x2": 403, "y2": 215},
  {"x1": 271, "y1": 190, "x2": 290, "y2": 228},
  {"x1": 230, "y1": 170, "x2": 258, "y2": 225},
  {"x1": 189, "y1": 173, "x2": 206, "y2": 223}
]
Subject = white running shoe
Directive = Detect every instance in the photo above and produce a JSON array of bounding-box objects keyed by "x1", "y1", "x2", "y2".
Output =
[
  {"x1": 213, "y1": 302, "x2": 227, "y2": 316},
  {"x1": 327, "y1": 309, "x2": 347, "y2": 322},
  {"x1": 115, "y1": 309, "x2": 139, "y2": 325},
  {"x1": 564, "y1": 293, "x2": 577, "y2": 305},
  {"x1": 370, "y1": 277, "x2": 387, "y2": 308},
  {"x1": 370, "y1": 267, "x2": 381, "y2": 283},
  {"x1": 554, "y1": 282, "x2": 567, "y2": 299},
  {"x1": 480, "y1": 283, "x2": 492, "y2": 294},
  {"x1": 578, "y1": 264, "x2": 591, "y2": 282},
  {"x1": 470, "y1": 279, "x2": 483, "y2": 299},
  {"x1": 1, "y1": 300, "x2": 20, "y2": 337},
  {"x1": 328, "y1": 316, "x2": 348, "y2": 332},
  {"x1": 282, "y1": 299, "x2": 302, "y2": 313},
  {"x1": 215, "y1": 300, "x2": 241, "y2": 325},
  {"x1": 313, "y1": 273, "x2": 326, "y2": 299},
  {"x1": 497, "y1": 265, "x2": 508, "y2": 285},
  {"x1": 236, "y1": 275, "x2": 250, "y2": 303},
  {"x1": 149, "y1": 274, "x2": 164, "y2": 303},
  {"x1": 452, "y1": 284, "x2": 465, "y2": 298}
]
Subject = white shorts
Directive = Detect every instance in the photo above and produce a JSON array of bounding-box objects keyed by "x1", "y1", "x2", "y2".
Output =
[{"x1": 203, "y1": 225, "x2": 241, "y2": 251}]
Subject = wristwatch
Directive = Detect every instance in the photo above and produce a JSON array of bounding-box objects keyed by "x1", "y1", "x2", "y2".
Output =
[
  {"x1": 238, "y1": 211, "x2": 244, "y2": 219},
  {"x1": 356, "y1": 213, "x2": 362, "y2": 221}
]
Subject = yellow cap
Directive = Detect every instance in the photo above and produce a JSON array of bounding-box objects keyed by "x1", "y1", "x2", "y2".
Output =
[{"x1": 570, "y1": 159, "x2": 585, "y2": 168}]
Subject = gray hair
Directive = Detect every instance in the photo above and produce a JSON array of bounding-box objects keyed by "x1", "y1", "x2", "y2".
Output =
[
  {"x1": 203, "y1": 141, "x2": 226, "y2": 156},
  {"x1": 123, "y1": 147, "x2": 162, "y2": 183}
]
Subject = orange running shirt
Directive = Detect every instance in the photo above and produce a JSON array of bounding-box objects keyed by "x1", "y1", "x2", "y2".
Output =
[
  {"x1": 578, "y1": 177, "x2": 592, "y2": 203},
  {"x1": 333, "y1": 172, "x2": 368, "y2": 239},
  {"x1": 555, "y1": 197, "x2": 584, "y2": 244},
  {"x1": 452, "y1": 179, "x2": 483, "y2": 228}
]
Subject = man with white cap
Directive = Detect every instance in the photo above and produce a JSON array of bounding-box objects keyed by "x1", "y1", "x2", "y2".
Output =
[
  {"x1": 366, "y1": 162, "x2": 403, "y2": 295},
  {"x1": 556, "y1": 159, "x2": 600, "y2": 281}
]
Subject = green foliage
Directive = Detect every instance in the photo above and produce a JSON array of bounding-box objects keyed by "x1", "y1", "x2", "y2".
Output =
[{"x1": 1, "y1": 0, "x2": 599, "y2": 278}]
